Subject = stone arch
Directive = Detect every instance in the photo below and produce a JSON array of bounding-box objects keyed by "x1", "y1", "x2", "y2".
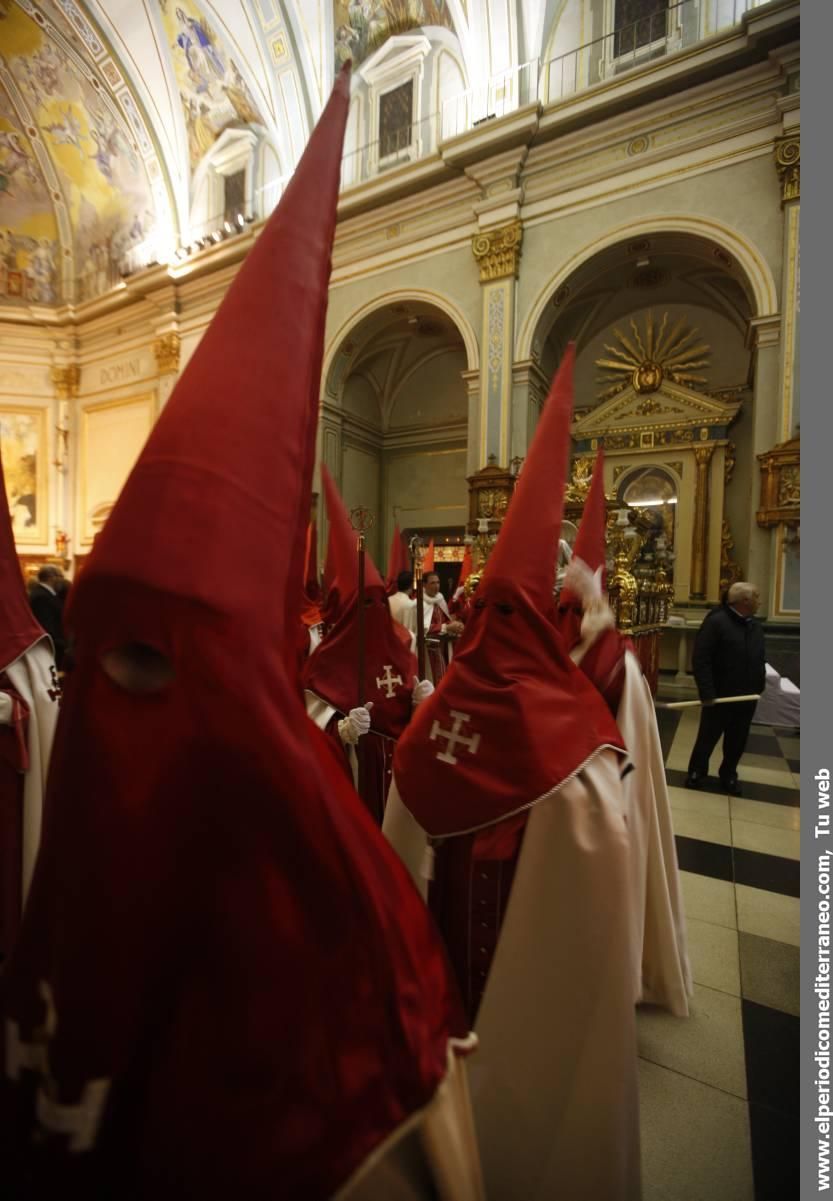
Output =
[
  {"x1": 324, "y1": 286, "x2": 479, "y2": 398},
  {"x1": 517, "y1": 213, "x2": 779, "y2": 362}
]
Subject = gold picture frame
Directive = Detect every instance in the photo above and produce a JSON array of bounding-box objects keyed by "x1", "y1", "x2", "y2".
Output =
[{"x1": 0, "y1": 405, "x2": 48, "y2": 546}]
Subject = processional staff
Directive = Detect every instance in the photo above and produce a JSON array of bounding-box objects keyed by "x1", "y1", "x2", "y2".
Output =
[
  {"x1": 350, "y1": 505, "x2": 375, "y2": 798},
  {"x1": 654, "y1": 694, "x2": 761, "y2": 710},
  {"x1": 409, "y1": 534, "x2": 426, "y2": 681}
]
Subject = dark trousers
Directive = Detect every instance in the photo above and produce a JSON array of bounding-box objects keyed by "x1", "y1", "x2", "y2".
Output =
[{"x1": 687, "y1": 701, "x2": 757, "y2": 782}]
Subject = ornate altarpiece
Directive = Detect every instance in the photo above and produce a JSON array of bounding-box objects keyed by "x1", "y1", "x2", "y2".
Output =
[{"x1": 571, "y1": 378, "x2": 742, "y2": 604}]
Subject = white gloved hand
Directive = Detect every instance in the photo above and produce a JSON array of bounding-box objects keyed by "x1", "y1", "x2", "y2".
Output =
[
  {"x1": 411, "y1": 677, "x2": 434, "y2": 708},
  {"x1": 337, "y1": 703, "x2": 373, "y2": 745},
  {"x1": 580, "y1": 598, "x2": 616, "y2": 642},
  {"x1": 0, "y1": 692, "x2": 13, "y2": 725}
]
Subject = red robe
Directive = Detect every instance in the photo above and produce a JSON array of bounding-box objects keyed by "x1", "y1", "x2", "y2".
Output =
[{"x1": 0, "y1": 675, "x2": 28, "y2": 965}]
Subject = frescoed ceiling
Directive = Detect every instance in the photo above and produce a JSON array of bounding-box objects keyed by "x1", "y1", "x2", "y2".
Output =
[{"x1": 0, "y1": 0, "x2": 518, "y2": 308}]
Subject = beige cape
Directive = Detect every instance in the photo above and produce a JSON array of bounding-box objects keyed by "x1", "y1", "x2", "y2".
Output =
[{"x1": 384, "y1": 749, "x2": 642, "y2": 1201}]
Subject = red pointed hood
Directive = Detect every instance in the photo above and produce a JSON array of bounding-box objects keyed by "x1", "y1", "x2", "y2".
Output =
[
  {"x1": 422, "y1": 538, "x2": 435, "y2": 573},
  {"x1": 301, "y1": 521, "x2": 322, "y2": 628},
  {"x1": 304, "y1": 520, "x2": 321, "y2": 599},
  {"x1": 385, "y1": 523, "x2": 409, "y2": 592},
  {"x1": 393, "y1": 345, "x2": 625, "y2": 837},
  {"x1": 559, "y1": 448, "x2": 608, "y2": 610},
  {"x1": 557, "y1": 450, "x2": 630, "y2": 711},
  {"x1": 319, "y1": 463, "x2": 384, "y2": 627},
  {"x1": 3, "y1": 68, "x2": 468, "y2": 1200},
  {"x1": 0, "y1": 449, "x2": 46, "y2": 671},
  {"x1": 305, "y1": 473, "x2": 415, "y2": 739}
]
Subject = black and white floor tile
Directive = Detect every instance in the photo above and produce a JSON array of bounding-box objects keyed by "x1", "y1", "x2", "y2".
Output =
[{"x1": 640, "y1": 686, "x2": 799, "y2": 1201}]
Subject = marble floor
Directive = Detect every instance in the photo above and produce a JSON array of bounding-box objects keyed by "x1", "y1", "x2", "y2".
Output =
[{"x1": 640, "y1": 688, "x2": 799, "y2": 1200}]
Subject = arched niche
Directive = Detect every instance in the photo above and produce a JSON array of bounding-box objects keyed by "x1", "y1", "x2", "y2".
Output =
[
  {"x1": 320, "y1": 299, "x2": 471, "y2": 568},
  {"x1": 189, "y1": 125, "x2": 282, "y2": 242},
  {"x1": 521, "y1": 228, "x2": 765, "y2": 606}
]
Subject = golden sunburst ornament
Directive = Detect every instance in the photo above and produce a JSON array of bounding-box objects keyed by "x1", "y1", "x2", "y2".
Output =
[{"x1": 595, "y1": 312, "x2": 710, "y2": 403}]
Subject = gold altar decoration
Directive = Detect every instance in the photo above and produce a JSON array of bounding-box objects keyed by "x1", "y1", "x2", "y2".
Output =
[
  {"x1": 605, "y1": 507, "x2": 674, "y2": 692},
  {"x1": 563, "y1": 456, "x2": 618, "y2": 527},
  {"x1": 464, "y1": 455, "x2": 518, "y2": 581},
  {"x1": 564, "y1": 456, "x2": 593, "y2": 504},
  {"x1": 595, "y1": 312, "x2": 710, "y2": 403},
  {"x1": 719, "y1": 519, "x2": 742, "y2": 595},
  {"x1": 756, "y1": 436, "x2": 800, "y2": 529},
  {"x1": 471, "y1": 220, "x2": 523, "y2": 283}
]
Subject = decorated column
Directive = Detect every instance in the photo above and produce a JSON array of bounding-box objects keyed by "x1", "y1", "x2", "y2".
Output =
[
  {"x1": 768, "y1": 94, "x2": 800, "y2": 620},
  {"x1": 690, "y1": 444, "x2": 715, "y2": 600},
  {"x1": 463, "y1": 147, "x2": 529, "y2": 470},
  {"x1": 49, "y1": 363, "x2": 79, "y2": 568},
  {"x1": 153, "y1": 332, "x2": 181, "y2": 412},
  {"x1": 471, "y1": 221, "x2": 523, "y2": 468}
]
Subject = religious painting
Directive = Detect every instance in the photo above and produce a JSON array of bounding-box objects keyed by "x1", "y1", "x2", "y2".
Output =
[
  {"x1": 0, "y1": 82, "x2": 61, "y2": 305},
  {"x1": 334, "y1": 0, "x2": 456, "y2": 70},
  {"x1": 158, "y1": 0, "x2": 266, "y2": 169},
  {"x1": 1, "y1": 4, "x2": 160, "y2": 303},
  {"x1": 0, "y1": 406, "x2": 47, "y2": 545}
]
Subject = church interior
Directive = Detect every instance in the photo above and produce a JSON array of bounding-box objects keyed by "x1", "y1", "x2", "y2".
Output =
[{"x1": 0, "y1": 0, "x2": 799, "y2": 1197}]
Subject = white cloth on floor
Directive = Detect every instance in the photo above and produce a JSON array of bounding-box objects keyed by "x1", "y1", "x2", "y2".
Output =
[{"x1": 753, "y1": 662, "x2": 800, "y2": 728}]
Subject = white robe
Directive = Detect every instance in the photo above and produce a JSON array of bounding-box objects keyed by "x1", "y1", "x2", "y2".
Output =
[
  {"x1": 616, "y1": 650, "x2": 692, "y2": 1016},
  {"x1": 388, "y1": 591, "x2": 416, "y2": 628},
  {"x1": 383, "y1": 750, "x2": 642, "y2": 1201},
  {"x1": 3, "y1": 637, "x2": 59, "y2": 909}
]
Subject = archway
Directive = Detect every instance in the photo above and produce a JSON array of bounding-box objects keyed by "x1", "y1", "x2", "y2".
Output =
[
  {"x1": 524, "y1": 227, "x2": 763, "y2": 607},
  {"x1": 320, "y1": 298, "x2": 471, "y2": 574}
]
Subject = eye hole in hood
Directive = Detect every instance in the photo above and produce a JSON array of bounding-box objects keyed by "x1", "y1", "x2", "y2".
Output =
[{"x1": 101, "y1": 643, "x2": 175, "y2": 694}]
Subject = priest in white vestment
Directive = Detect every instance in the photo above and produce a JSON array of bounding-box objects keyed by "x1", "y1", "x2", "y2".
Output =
[{"x1": 402, "y1": 570, "x2": 463, "y2": 683}]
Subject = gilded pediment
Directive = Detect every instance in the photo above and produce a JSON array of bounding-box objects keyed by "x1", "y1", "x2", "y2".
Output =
[
  {"x1": 573, "y1": 380, "x2": 741, "y2": 439},
  {"x1": 576, "y1": 311, "x2": 742, "y2": 439}
]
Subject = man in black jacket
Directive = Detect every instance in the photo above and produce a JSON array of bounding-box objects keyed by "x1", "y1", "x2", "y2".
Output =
[
  {"x1": 29, "y1": 565, "x2": 67, "y2": 671},
  {"x1": 685, "y1": 582, "x2": 766, "y2": 796}
]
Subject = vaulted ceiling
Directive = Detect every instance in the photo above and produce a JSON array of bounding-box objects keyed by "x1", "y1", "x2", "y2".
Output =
[{"x1": 0, "y1": 0, "x2": 504, "y2": 309}]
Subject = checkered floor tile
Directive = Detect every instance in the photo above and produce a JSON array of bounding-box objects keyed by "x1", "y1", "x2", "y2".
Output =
[{"x1": 639, "y1": 681, "x2": 799, "y2": 1201}]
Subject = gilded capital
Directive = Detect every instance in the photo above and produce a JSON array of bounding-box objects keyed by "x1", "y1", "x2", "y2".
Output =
[
  {"x1": 774, "y1": 135, "x2": 800, "y2": 204},
  {"x1": 693, "y1": 444, "x2": 715, "y2": 468},
  {"x1": 472, "y1": 220, "x2": 523, "y2": 283},
  {"x1": 153, "y1": 332, "x2": 181, "y2": 374},
  {"x1": 50, "y1": 364, "x2": 80, "y2": 399}
]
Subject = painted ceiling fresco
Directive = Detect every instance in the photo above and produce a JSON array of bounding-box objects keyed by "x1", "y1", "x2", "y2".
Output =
[
  {"x1": 334, "y1": 1, "x2": 456, "y2": 69},
  {"x1": 0, "y1": 0, "x2": 166, "y2": 304},
  {"x1": 0, "y1": 0, "x2": 484, "y2": 308},
  {"x1": 158, "y1": 0, "x2": 266, "y2": 169}
]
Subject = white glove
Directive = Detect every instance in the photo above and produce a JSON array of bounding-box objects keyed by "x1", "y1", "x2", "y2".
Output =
[
  {"x1": 580, "y1": 599, "x2": 616, "y2": 642},
  {"x1": 0, "y1": 692, "x2": 12, "y2": 725},
  {"x1": 337, "y1": 703, "x2": 373, "y2": 745},
  {"x1": 411, "y1": 677, "x2": 434, "y2": 708}
]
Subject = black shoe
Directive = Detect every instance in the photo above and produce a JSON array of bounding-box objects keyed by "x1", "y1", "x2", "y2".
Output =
[
  {"x1": 685, "y1": 773, "x2": 706, "y2": 790},
  {"x1": 722, "y1": 777, "x2": 742, "y2": 797}
]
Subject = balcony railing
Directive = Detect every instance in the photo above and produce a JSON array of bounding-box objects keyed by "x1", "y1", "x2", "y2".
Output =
[
  {"x1": 341, "y1": 0, "x2": 777, "y2": 190},
  {"x1": 73, "y1": 0, "x2": 778, "y2": 303}
]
